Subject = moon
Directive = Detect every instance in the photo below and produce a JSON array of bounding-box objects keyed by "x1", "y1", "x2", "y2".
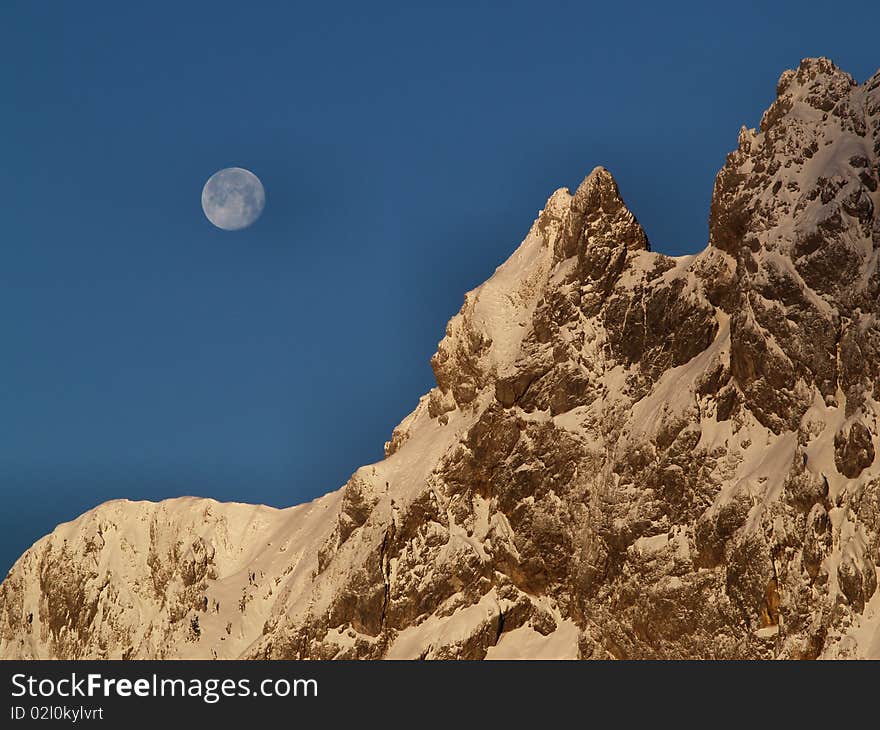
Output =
[{"x1": 201, "y1": 167, "x2": 265, "y2": 231}]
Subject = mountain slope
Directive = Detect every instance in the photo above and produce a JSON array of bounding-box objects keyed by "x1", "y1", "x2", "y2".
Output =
[{"x1": 2, "y1": 57, "x2": 880, "y2": 659}]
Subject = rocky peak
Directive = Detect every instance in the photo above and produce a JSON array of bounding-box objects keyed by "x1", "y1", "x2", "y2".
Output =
[
  {"x1": 770, "y1": 57, "x2": 856, "y2": 124},
  {"x1": 429, "y1": 165, "x2": 650, "y2": 414},
  {"x1": 709, "y1": 57, "x2": 877, "y2": 280},
  {"x1": 705, "y1": 58, "x2": 880, "y2": 433},
  {"x1": 555, "y1": 166, "x2": 650, "y2": 265}
]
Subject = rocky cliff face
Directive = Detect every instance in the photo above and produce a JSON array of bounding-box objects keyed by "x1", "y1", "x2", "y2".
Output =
[{"x1": 3, "y1": 58, "x2": 880, "y2": 660}]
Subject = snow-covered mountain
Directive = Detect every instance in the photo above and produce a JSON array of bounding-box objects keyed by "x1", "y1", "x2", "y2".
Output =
[{"x1": 3, "y1": 57, "x2": 880, "y2": 659}]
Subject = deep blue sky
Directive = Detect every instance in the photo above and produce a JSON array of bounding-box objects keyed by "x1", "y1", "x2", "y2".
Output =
[{"x1": 1, "y1": 0, "x2": 878, "y2": 574}]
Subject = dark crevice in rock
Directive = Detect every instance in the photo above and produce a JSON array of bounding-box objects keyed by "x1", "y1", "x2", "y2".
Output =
[
  {"x1": 494, "y1": 609, "x2": 506, "y2": 646},
  {"x1": 378, "y1": 525, "x2": 394, "y2": 631}
]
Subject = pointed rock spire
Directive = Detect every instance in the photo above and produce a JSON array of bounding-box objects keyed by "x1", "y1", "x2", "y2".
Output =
[{"x1": 555, "y1": 166, "x2": 649, "y2": 264}]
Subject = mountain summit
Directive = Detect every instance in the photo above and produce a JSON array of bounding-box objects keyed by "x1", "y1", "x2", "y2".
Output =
[{"x1": 3, "y1": 58, "x2": 880, "y2": 659}]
